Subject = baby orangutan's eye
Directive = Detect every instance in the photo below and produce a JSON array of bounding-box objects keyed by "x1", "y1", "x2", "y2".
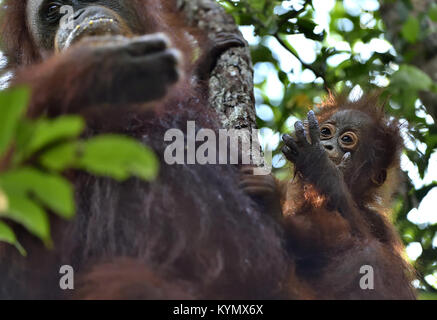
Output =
[
  {"x1": 339, "y1": 131, "x2": 358, "y2": 149},
  {"x1": 320, "y1": 124, "x2": 336, "y2": 140}
]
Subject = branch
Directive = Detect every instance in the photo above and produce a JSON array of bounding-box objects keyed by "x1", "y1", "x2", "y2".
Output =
[
  {"x1": 224, "y1": 0, "x2": 267, "y2": 29},
  {"x1": 180, "y1": 0, "x2": 256, "y2": 130},
  {"x1": 274, "y1": 33, "x2": 330, "y2": 92},
  {"x1": 278, "y1": 0, "x2": 312, "y2": 27}
]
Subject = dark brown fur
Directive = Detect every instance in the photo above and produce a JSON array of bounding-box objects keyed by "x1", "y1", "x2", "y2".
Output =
[
  {"x1": 283, "y1": 95, "x2": 416, "y2": 299},
  {"x1": 0, "y1": 0, "x2": 290, "y2": 299},
  {"x1": 242, "y1": 94, "x2": 416, "y2": 299}
]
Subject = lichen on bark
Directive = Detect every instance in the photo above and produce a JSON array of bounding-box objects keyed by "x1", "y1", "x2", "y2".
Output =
[{"x1": 178, "y1": 0, "x2": 257, "y2": 130}]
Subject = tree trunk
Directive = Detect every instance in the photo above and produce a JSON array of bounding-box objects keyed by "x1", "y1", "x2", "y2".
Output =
[{"x1": 178, "y1": 0, "x2": 257, "y2": 130}]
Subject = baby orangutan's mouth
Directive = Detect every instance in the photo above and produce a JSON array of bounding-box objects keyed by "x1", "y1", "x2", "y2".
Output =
[
  {"x1": 331, "y1": 152, "x2": 352, "y2": 171},
  {"x1": 329, "y1": 155, "x2": 342, "y2": 166}
]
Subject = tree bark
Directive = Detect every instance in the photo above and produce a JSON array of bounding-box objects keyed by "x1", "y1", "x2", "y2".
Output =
[
  {"x1": 178, "y1": 0, "x2": 257, "y2": 130},
  {"x1": 381, "y1": 0, "x2": 437, "y2": 123}
]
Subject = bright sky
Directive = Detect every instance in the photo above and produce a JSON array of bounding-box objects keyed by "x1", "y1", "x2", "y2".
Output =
[{"x1": 239, "y1": 0, "x2": 437, "y2": 270}]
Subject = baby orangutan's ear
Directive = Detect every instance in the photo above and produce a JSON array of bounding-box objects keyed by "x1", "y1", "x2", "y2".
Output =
[{"x1": 371, "y1": 169, "x2": 387, "y2": 186}]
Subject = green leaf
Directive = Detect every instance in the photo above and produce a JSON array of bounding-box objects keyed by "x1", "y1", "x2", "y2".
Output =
[
  {"x1": 419, "y1": 292, "x2": 437, "y2": 300},
  {"x1": 0, "y1": 87, "x2": 30, "y2": 156},
  {"x1": 390, "y1": 65, "x2": 433, "y2": 92},
  {"x1": 248, "y1": 0, "x2": 265, "y2": 12},
  {"x1": 0, "y1": 194, "x2": 50, "y2": 244},
  {"x1": 78, "y1": 135, "x2": 159, "y2": 181},
  {"x1": 14, "y1": 119, "x2": 36, "y2": 159},
  {"x1": 0, "y1": 221, "x2": 26, "y2": 256},
  {"x1": 40, "y1": 135, "x2": 159, "y2": 181},
  {"x1": 429, "y1": 4, "x2": 437, "y2": 22},
  {"x1": 0, "y1": 168, "x2": 75, "y2": 219},
  {"x1": 21, "y1": 116, "x2": 85, "y2": 159},
  {"x1": 401, "y1": 16, "x2": 420, "y2": 44},
  {"x1": 39, "y1": 141, "x2": 79, "y2": 171}
]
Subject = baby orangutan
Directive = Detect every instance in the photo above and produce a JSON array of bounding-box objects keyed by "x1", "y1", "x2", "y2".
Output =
[{"x1": 240, "y1": 95, "x2": 416, "y2": 299}]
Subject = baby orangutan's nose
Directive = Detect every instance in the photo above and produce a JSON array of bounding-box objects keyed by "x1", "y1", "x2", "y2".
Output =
[{"x1": 323, "y1": 144, "x2": 334, "y2": 151}]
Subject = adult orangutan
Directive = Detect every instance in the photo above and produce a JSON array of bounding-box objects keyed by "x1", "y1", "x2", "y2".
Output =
[
  {"x1": 0, "y1": 0, "x2": 290, "y2": 299},
  {"x1": 0, "y1": 0, "x2": 416, "y2": 300}
]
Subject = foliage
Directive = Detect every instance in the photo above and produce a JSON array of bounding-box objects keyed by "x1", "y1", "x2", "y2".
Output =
[
  {"x1": 0, "y1": 87, "x2": 159, "y2": 254},
  {"x1": 220, "y1": 0, "x2": 437, "y2": 297}
]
